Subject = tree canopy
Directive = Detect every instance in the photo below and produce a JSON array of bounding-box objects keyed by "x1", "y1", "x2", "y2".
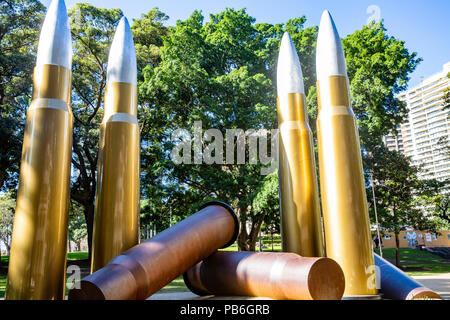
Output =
[
  {"x1": 0, "y1": 0, "x2": 45, "y2": 191},
  {"x1": 1, "y1": 2, "x2": 442, "y2": 257}
]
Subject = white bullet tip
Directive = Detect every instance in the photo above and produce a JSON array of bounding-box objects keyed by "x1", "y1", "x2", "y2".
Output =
[
  {"x1": 106, "y1": 17, "x2": 137, "y2": 85},
  {"x1": 316, "y1": 10, "x2": 347, "y2": 81},
  {"x1": 36, "y1": 0, "x2": 72, "y2": 69},
  {"x1": 277, "y1": 32, "x2": 305, "y2": 96}
]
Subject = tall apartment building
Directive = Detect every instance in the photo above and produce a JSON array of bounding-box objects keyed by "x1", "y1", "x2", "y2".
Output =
[{"x1": 384, "y1": 62, "x2": 450, "y2": 181}]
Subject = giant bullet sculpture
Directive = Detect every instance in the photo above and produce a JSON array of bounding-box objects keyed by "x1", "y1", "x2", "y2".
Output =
[
  {"x1": 69, "y1": 202, "x2": 239, "y2": 300},
  {"x1": 277, "y1": 33, "x2": 324, "y2": 257},
  {"x1": 184, "y1": 251, "x2": 345, "y2": 300},
  {"x1": 6, "y1": 0, "x2": 73, "y2": 300},
  {"x1": 316, "y1": 11, "x2": 377, "y2": 298},
  {"x1": 374, "y1": 254, "x2": 441, "y2": 300},
  {"x1": 91, "y1": 17, "x2": 140, "y2": 272}
]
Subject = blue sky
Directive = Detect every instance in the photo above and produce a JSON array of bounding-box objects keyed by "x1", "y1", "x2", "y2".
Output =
[{"x1": 43, "y1": 0, "x2": 450, "y2": 89}]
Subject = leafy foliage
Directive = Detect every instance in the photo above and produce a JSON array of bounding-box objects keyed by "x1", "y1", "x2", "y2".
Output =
[
  {"x1": 365, "y1": 146, "x2": 440, "y2": 266},
  {"x1": 0, "y1": 190, "x2": 16, "y2": 254},
  {"x1": 139, "y1": 9, "x2": 319, "y2": 250},
  {"x1": 0, "y1": 0, "x2": 45, "y2": 190}
]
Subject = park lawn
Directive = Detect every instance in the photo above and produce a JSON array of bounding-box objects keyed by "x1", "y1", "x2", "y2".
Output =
[
  {"x1": 67, "y1": 251, "x2": 89, "y2": 260},
  {"x1": 158, "y1": 276, "x2": 189, "y2": 293},
  {"x1": 1, "y1": 255, "x2": 8, "y2": 298},
  {"x1": 0, "y1": 275, "x2": 6, "y2": 298},
  {"x1": 375, "y1": 248, "x2": 450, "y2": 276}
]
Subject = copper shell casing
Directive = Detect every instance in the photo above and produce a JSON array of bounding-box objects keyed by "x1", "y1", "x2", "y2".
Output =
[
  {"x1": 184, "y1": 251, "x2": 345, "y2": 300},
  {"x1": 69, "y1": 202, "x2": 239, "y2": 300}
]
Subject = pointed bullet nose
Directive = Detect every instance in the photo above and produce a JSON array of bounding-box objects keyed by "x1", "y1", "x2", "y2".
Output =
[
  {"x1": 316, "y1": 10, "x2": 347, "y2": 81},
  {"x1": 36, "y1": 0, "x2": 72, "y2": 69},
  {"x1": 277, "y1": 32, "x2": 305, "y2": 96},
  {"x1": 107, "y1": 16, "x2": 137, "y2": 85}
]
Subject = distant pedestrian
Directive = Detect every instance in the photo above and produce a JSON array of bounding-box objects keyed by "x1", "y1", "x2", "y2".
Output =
[{"x1": 374, "y1": 237, "x2": 380, "y2": 249}]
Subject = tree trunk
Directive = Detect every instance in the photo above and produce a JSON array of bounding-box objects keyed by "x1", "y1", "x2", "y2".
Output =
[
  {"x1": 394, "y1": 232, "x2": 401, "y2": 267},
  {"x1": 0, "y1": 168, "x2": 6, "y2": 191},
  {"x1": 248, "y1": 220, "x2": 263, "y2": 251},
  {"x1": 84, "y1": 203, "x2": 95, "y2": 261},
  {"x1": 237, "y1": 219, "x2": 250, "y2": 251}
]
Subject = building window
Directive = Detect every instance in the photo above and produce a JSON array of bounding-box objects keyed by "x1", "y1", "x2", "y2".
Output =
[
  {"x1": 384, "y1": 235, "x2": 391, "y2": 240},
  {"x1": 432, "y1": 233, "x2": 438, "y2": 240},
  {"x1": 447, "y1": 234, "x2": 450, "y2": 240}
]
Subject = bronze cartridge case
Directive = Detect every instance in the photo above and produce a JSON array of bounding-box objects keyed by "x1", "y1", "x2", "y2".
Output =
[
  {"x1": 316, "y1": 75, "x2": 377, "y2": 297},
  {"x1": 6, "y1": 64, "x2": 73, "y2": 300},
  {"x1": 184, "y1": 251, "x2": 345, "y2": 300},
  {"x1": 69, "y1": 202, "x2": 239, "y2": 300},
  {"x1": 374, "y1": 254, "x2": 441, "y2": 300},
  {"x1": 91, "y1": 82, "x2": 140, "y2": 272},
  {"x1": 277, "y1": 93, "x2": 324, "y2": 257}
]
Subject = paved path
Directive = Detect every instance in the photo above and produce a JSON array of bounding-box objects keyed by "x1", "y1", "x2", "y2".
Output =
[
  {"x1": 2, "y1": 273, "x2": 448, "y2": 300},
  {"x1": 148, "y1": 292, "x2": 270, "y2": 300},
  {"x1": 149, "y1": 273, "x2": 450, "y2": 300},
  {"x1": 412, "y1": 273, "x2": 450, "y2": 300}
]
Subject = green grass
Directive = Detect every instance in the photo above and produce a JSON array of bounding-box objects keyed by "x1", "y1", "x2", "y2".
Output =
[
  {"x1": 0, "y1": 275, "x2": 6, "y2": 298},
  {"x1": 67, "y1": 251, "x2": 88, "y2": 260},
  {"x1": 375, "y1": 248, "x2": 450, "y2": 276},
  {"x1": 158, "y1": 276, "x2": 189, "y2": 293}
]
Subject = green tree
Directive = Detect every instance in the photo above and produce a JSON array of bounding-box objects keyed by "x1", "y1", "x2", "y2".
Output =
[
  {"x1": 365, "y1": 146, "x2": 439, "y2": 267},
  {"x1": 253, "y1": 172, "x2": 280, "y2": 250},
  {"x1": 0, "y1": 0, "x2": 45, "y2": 190},
  {"x1": 418, "y1": 178, "x2": 450, "y2": 228},
  {"x1": 0, "y1": 190, "x2": 16, "y2": 256},
  {"x1": 139, "y1": 9, "x2": 318, "y2": 250},
  {"x1": 342, "y1": 21, "x2": 422, "y2": 144},
  {"x1": 132, "y1": 8, "x2": 169, "y2": 76},
  {"x1": 68, "y1": 201, "x2": 87, "y2": 252}
]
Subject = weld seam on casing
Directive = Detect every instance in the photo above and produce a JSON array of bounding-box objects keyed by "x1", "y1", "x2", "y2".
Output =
[
  {"x1": 28, "y1": 98, "x2": 70, "y2": 112},
  {"x1": 103, "y1": 112, "x2": 138, "y2": 124}
]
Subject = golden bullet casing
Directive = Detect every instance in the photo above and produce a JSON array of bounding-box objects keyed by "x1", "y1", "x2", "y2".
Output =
[
  {"x1": 91, "y1": 82, "x2": 140, "y2": 272},
  {"x1": 317, "y1": 75, "x2": 377, "y2": 297},
  {"x1": 277, "y1": 93, "x2": 324, "y2": 257},
  {"x1": 6, "y1": 64, "x2": 73, "y2": 300}
]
